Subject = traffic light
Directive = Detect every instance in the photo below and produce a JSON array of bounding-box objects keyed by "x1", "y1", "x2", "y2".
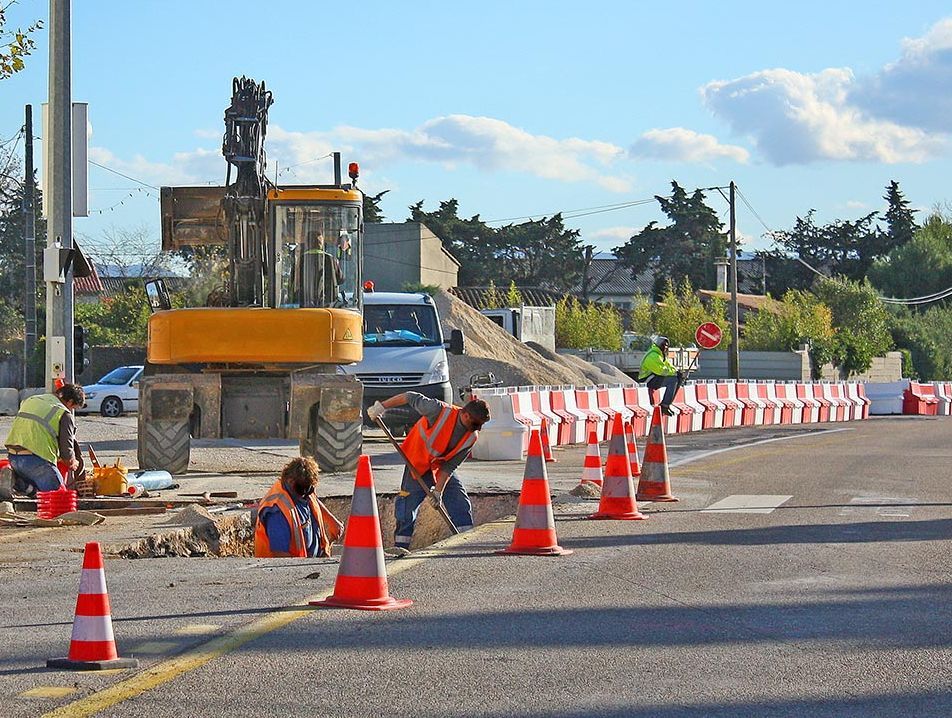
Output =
[{"x1": 73, "y1": 324, "x2": 90, "y2": 376}]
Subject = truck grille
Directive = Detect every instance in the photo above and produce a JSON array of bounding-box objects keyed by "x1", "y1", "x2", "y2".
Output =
[{"x1": 356, "y1": 373, "x2": 425, "y2": 388}]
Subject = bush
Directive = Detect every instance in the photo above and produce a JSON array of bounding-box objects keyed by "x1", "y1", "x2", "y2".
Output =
[
  {"x1": 555, "y1": 296, "x2": 622, "y2": 350},
  {"x1": 75, "y1": 286, "x2": 150, "y2": 346}
]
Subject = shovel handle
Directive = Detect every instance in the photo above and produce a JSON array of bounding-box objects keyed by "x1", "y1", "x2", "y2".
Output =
[{"x1": 373, "y1": 417, "x2": 460, "y2": 535}]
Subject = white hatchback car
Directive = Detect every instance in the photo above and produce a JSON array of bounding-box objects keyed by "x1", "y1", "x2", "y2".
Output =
[{"x1": 81, "y1": 365, "x2": 144, "y2": 417}]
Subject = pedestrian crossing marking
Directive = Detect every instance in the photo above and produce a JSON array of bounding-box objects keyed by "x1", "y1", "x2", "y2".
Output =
[
  {"x1": 19, "y1": 686, "x2": 78, "y2": 698},
  {"x1": 702, "y1": 494, "x2": 792, "y2": 513},
  {"x1": 839, "y1": 496, "x2": 915, "y2": 518}
]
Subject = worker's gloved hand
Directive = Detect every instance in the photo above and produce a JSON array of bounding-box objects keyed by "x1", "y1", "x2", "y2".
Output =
[
  {"x1": 366, "y1": 401, "x2": 386, "y2": 422},
  {"x1": 428, "y1": 486, "x2": 443, "y2": 510},
  {"x1": 676, "y1": 370, "x2": 686, "y2": 384}
]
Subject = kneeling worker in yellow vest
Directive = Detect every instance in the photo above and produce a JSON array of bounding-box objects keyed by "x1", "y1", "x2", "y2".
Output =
[
  {"x1": 2, "y1": 383, "x2": 87, "y2": 499},
  {"x1": 254, "y1": 457, "x2": 344, "y2": 558},
  {"x1": 368, "y1": 391, "x2": 490, "y2": 557}
]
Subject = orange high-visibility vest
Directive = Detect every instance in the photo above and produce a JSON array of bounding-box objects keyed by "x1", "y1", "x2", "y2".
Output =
[
  {"x1": 254, "y1": 480, "x2": 341, "y2": 558},
  {"x1": 401, "y1": 404, "x2": 477, "y2": 477}
]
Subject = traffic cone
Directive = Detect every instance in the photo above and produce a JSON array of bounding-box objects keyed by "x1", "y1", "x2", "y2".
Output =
[
  {"x1": 540, "y1": 418, "x2": 556, "y2": 463},
  {"x1": 589, "y1": 414, "x2": 647, "y2": 520},
  {"x1": 498, "y1": 429, "x2": 572, "y2": 556},
  {"x1": 625, "y1": 419, "x2": 641, "y2": 478},
  {"x1": 637, "y1": 406, "x2": 679, "y2": 502},
  {"x1": 311, "y1": 455, "x2": 412, "y2": 611},
  {"x1": 47, "y1": 542, "x2": 139, "y2": 670},
  {"x1": 578, "y1": 429, "x2": 603, "y2": 488}
]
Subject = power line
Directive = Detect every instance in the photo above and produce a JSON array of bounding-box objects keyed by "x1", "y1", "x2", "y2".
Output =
[{"x1": 87, "y1": 159, "x2": 160, "y2": 190}]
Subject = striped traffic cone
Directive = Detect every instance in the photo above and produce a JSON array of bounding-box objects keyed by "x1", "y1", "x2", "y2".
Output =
[
  {"x1": 311, "y1": 455, "x2": 412, "y2": 611},
  {"x1": 578, "y1": 430, "x2": 603, "y2": 488},
  {"x1": 47, "y1": 542, "x2": 139, "y2": 670},
  {"x1": 625, "y1": 419, "x2": 641, "y2": 478},
  {"x1": 540, "y1": 418, "x2": 556, "y2": 463},
  {"x1": 498, "y1": 429, "x2": 571, "y2": 556},
  {"x1": 637, "y1": 406, "x2": 679, "y2": 502},
  {"x1": 589, "y1": 414, "x2": 647, "y2": 520}
]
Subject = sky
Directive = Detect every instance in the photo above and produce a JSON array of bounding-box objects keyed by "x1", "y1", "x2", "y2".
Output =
[{"x1": 2, "y1": 0, "x2": 952, "y2": 267}]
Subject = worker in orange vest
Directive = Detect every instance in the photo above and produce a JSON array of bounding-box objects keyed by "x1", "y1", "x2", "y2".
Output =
[
  {"x1": 254, "y1": 457, "x2": 343, "y2": 558},
  {"x1": 368, "y1": 392, "x2": 490, "y2": 556}
]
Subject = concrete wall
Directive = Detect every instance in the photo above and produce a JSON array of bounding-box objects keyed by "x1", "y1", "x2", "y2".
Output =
[
  {"x1": 365, "y1": 222, "x2": 459, "y2": 292},
  {"x1": 819, "y1": 352, "x2": 902, "y2": 383},
  {"x1": 520, "y1": 306, "x2": 556, "y2": 353},
  {"x1": 693, "y1": 351, "x2": 812, "y2": 381},
  {"x1": 84, "y1": 346, "x2": 146, "y2": 383}
]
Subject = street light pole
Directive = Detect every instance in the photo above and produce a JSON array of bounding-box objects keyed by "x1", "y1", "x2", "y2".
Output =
[
  {"x1": 46, "y1": 0, "x2": 73, "y2": 388},
  {"x1": 728, "y1": 181, "x2": 740, "y2": 380}
]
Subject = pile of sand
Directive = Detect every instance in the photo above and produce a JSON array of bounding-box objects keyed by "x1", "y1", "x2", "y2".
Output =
[{"x1": 432, "y1": 290, "x2": 632, "y2": 398}]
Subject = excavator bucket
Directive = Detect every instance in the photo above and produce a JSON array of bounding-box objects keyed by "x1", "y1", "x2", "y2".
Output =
[{"x1": 160, "y1": 186, "x2": 227, "y2": 250}]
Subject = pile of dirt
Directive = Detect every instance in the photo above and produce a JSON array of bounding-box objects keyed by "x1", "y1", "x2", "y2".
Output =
[{"x1": 432, "y1": 290, "x2": 633, "y2": 398}]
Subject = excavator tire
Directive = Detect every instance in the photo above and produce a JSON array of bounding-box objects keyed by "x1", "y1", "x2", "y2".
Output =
[
  {"x1": 301, "y1": 415, "x2": 362, "y2": 474},
  {"x1": 138, "y1": 417, "x2": 191, "y2": 475}
]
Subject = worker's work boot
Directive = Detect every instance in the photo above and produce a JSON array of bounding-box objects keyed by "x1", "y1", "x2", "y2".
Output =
[
  {"x1": 386, "y1": 546, "x2": 411, "y2": 558},
  {"x1": 660, "y1": 405, "x2": 675, "y2": 417}
]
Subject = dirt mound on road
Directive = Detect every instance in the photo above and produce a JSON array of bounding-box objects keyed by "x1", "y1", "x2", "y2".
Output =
[{"x1": 433, "y1": 291, "x2": 590, "y2": 396}]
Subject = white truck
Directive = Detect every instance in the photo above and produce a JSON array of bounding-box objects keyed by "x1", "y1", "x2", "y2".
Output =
[{"x1": 340, "y1": 291, "x2": 464, "y2": 434}]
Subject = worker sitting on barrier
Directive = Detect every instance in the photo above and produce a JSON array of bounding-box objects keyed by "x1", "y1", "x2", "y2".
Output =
[
  {"x1": 638, "y1": 336, "x2": 683, "y2": 417},
  {"x1": 368, "y1": 392, "x2": 490, "y2": 556},
  {"x1": 2, "y1": 383, "x2": 87, "y2": 500},
  {"x1": 254, "y1": 457, "x2": 343, "y2": 558}
]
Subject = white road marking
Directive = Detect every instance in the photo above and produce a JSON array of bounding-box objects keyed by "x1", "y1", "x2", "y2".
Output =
[
  {"x1": 702, "y1": 494, "x2": 793, "y2": 513},
  {"x1": 839, "y1": 496, "x2": 915, "y2": 518}
]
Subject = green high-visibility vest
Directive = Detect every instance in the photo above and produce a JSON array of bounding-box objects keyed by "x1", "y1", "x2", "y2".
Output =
[
  {"x1": 638, "y1": 345, "x2": 677, "y2": 380},
  {"x1": 4, "y1": 393, "x2": 67, "y2": 464}
]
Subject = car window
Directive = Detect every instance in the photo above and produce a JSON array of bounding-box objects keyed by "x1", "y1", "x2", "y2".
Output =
[{"x1": 98, "y1": 367, "x2": 140, "y2": 385}]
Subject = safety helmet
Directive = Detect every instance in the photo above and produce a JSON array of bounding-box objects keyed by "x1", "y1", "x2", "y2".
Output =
[{"x1": 654, "y1": 335, "x2": 670, "y2": 348}]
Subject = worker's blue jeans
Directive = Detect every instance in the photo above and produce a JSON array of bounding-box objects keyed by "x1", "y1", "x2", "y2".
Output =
[
  {"x1": 8, "y1": 454, "x2": 63, "y2": 494},
  {"x1": 645, "y1": 374, "x2": 679, "y2": 407},
  {"x1": 394, "y1": 468, "x2": 473, "y2": 549}
]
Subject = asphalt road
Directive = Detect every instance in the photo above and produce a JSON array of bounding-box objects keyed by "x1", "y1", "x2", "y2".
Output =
[{"x1": 1, "y1": 416, "x2": 950, "y2": 717}]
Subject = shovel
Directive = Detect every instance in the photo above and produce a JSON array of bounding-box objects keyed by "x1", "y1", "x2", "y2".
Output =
[{"x1": 373, "y1": 417, "x2": 459, "y2": 535}]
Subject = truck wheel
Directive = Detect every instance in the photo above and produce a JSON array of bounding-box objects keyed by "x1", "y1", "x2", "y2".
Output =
[
  {"x1": 301, "y1": 415, "x2": 361, "y2": 474},
  {"x1": 138, "y1": 417, "x2": 191, "y2": 475}
]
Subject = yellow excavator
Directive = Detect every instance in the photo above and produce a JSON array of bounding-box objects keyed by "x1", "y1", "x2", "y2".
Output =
[{"x1": 138, "y1": 77, "x2": 364, "y2": 474}]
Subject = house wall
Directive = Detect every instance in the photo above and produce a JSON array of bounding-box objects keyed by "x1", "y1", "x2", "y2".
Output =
[{"x1": 365, "y1": 222, "x2": 459, "y2": 291}]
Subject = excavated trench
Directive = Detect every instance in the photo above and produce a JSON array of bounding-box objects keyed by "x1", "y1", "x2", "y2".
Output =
[{"x1": 109, "y1": 492, "x2": 521, "y2": 559}]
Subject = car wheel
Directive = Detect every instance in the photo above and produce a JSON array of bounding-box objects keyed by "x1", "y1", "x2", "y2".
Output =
[{"x1": 100, "y1": 396, "x2": 123, "y2": 418}]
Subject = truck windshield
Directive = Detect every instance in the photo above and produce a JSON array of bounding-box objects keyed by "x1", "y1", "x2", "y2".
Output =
[
  {"x1": 275, "y1": 204, "x2": 360, "y2": 309},
  {"x1": 363, "y1": 305, "x2": 442, "y2": 346}
]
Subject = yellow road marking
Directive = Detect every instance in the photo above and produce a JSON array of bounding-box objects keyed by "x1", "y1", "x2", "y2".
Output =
[
  {"x1": 20, "y1": 686, "x2": 78, "y2": 699},
  {"x1": 41, "y1": 522, "x2": 501, "y2": 718},
  {"x1": 173, "y1": 624, "x2": 221, "y2": 636},
  {"x1": 129, "y1": 641, "x2": 179, "y2": 655}
]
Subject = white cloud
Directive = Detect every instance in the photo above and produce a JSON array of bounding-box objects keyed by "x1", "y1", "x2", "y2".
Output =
[
  {"x1": 89, "y1": 114, "x2": 632, "y2": 192},
  {"x1": 844, "y1": 200, "x2": 869, "y2": 210},
  {"x1": 850, "y1": 18, "x2": 952, "y2": 132},
  {"x1": 587, "y1": 226, "x2": 637, "y2": 242},
  {"x1": 630, "y1": 127, "x2": 749, "y2": 164},
  {"x1": 701, "y1": 67, "x2": 943, "y2": 165}
]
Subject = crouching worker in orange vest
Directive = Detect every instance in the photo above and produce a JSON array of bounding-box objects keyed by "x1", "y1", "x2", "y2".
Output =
[
  {"x1": 368, "y1": 392, "x2": 490, "y2": 557},
  {"x1": 254, "y1": 457, "x2": 344, "y2": 558}
]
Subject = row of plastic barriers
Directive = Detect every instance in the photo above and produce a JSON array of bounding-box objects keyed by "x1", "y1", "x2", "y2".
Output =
[
  {"x1": 862, "y1": 380, "x2": 952, "y2": 416},
  {"x1": 470, "y1": 381, "x2": 870, "y2": 461}
]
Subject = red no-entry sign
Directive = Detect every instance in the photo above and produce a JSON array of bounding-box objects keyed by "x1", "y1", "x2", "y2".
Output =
[{"x1": 695, "y1": 322, "x2": 723, "y2": 349}]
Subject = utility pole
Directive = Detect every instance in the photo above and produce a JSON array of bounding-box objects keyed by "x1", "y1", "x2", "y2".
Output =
[
  {"x1": 728, "y1": 180, "x2": 740, "y2": 380},
  {"x1": 23, "y1": 106, "x2": 37, "y2": 388},
  {"x1": 46, "y1": 0, "x2": 73, "y2": 389}
]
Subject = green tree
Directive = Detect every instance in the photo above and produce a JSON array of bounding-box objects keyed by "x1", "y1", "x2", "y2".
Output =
[
  {"x1": 482, "y1": 279, "x2": 503, "y2": 309},
  {"x1": 0, "y1": 3, "x2": 43, "y2": 80},
  {"x1": 741, "y1": 290, "x2": 835, "y2": 376},
  {"x1": 889, "y1": 305, "x2": 952, "y2": 380},
  {"x1": 868, "y1": 211, "x2": 952, "y2": 305},
  {"x1": 0, "y1": 150, "x2": 46, "y2": 308},
  {"x1": 409, "y1": 200, "x2": 584, "y2": 291},
  {"x1": 614, "y1": 181, "x2": 725, "y2": 298},
  {"x1": 75, "y1": 285, "x2": 150, "y2": 346},
  {"x1": 555, "y1": 296, "x2": 621, "y2": 350},
  {"x1": 648, "y1": 279, "x2": 728, "y2": 346},
  {"x1": 882, "y1": 180, "x2": 917, "y2": 253},
  {"x1": 813, "y1": 277, "x2": 893, "y2": 375},
  {"x1": 363, "y1": 189, "x2": 389, "y2": 223},
  {"x1": 504, "y1": 280, "x2": 523, "y2": 307}
]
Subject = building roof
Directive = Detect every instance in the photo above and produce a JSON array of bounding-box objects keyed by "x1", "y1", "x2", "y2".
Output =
[
  {"x1": 449, "y1": 286, "x2": 563, "y2": 309},
  {"x1": 72, "y1": 262, "x2": 105, "y2": 294},
  {"x1": 575, "y1": 256, "x2": 654, "y2": 298}
]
